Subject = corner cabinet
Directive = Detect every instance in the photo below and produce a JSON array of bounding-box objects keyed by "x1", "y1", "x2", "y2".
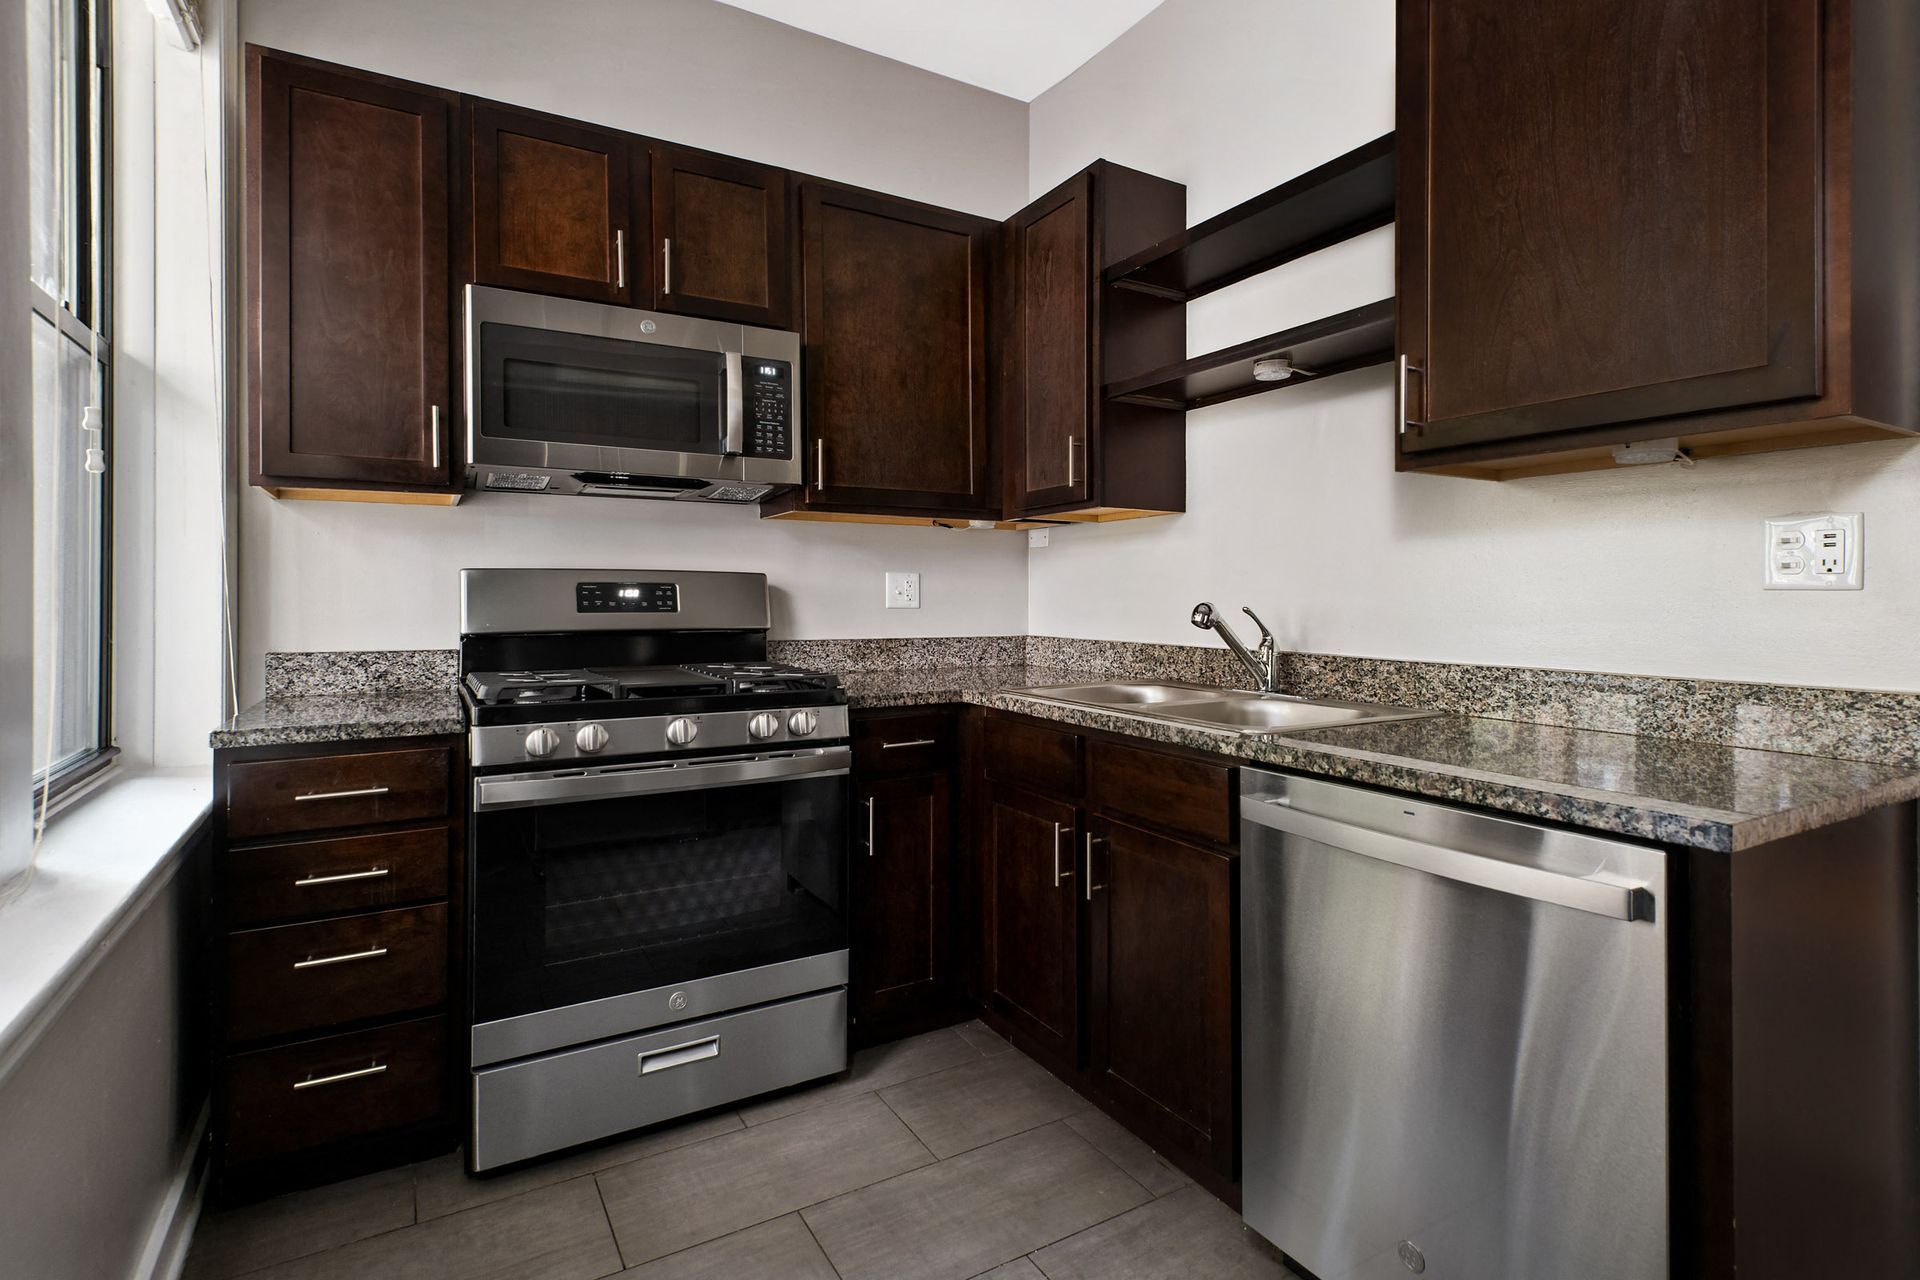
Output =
[
  {"x1": 246, "y1": 48, "x2": 462, "y2": 502},
  {"x1": 1396, "y1": 0, "x2": 1920, "y2": 477},
  {"x1": 763, "y1": 183, "x2": 995, "y2": 522}
]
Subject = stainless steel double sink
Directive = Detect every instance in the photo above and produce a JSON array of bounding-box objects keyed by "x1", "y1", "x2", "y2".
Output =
[{"x1": 1013, "y1": 680, "x2": 1435, "y2": 735}]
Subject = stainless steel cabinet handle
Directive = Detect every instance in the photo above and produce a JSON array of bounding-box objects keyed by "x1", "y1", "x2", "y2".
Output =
[
  {"x1": 639, "y1": 1035, "x2": 720, "y2": 1075},
  {"x1": 662, "y1": 238, "x2": 673, "y2": 294},
  {"x1": 293, "y1": 1061, "x2": 387, "y2": 1091},
  {"x1": 614, "y1": 229, "x2": 626, "y2": 289},
  {"x1": 1084, "y1": 832, "x2": 1106, "y2": 902},
  {"x1": 1052, "y1": 822, "x2": 1074, "y2": 887},
  {"x1": 881, "y1": 739, "x2": 937, "y2": 750},
  {"x1": 293, "y1": 945, "x2": 389, "y2": 970},
  {"x1": 866, "y1": 795, "x2": 876, "y2": 858},
  {"x1": 293, "y1": 785, "x2": 390, "y2": 803},
  {"x1": 1066, "y1": 436, "x2": 1078, "y2": 487},
  {"x1": 815, "y1": 439, "x2": 827, "y2": 489},
  {"x1": 295, "y1": 867, "x2": 391, "y2": 887},
  {"x1": 430, "y1": 406, "x2": 442, "y2": 468},
  {"x1": 1396, "y1": 354, "x2": 1422, "y2": 437},
  {"x1": 1243, "y1": 797, "x2": 1651, "y2": 921}
]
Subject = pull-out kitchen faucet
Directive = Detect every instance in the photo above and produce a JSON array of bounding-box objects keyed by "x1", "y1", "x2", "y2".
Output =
[{"x1": 1190, "y1": 602, "x2": 1279, "y2": 693}]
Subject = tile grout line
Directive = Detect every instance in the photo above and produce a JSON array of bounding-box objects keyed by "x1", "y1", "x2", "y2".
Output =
[
  {"x1": 796, "y1": 1211, "x2": 851, "y2": 1280},
  {"x1": 591, "y1": 1172, "x2": 629, "y2": 1272}
]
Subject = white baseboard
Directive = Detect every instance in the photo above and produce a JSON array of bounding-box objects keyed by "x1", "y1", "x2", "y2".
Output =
[{"x1": 132, "y1": 1103, "x2": 212, "y2": 1280}]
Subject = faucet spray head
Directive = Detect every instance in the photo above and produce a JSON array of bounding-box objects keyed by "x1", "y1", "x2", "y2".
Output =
[{"x1": 1190, "y1": 602, "x2": 1217, "y2": 630}]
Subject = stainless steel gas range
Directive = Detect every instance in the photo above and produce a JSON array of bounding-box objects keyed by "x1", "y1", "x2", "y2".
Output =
[{"x1": 458, "y1": 568, "x2": 850, "y2": 1171}]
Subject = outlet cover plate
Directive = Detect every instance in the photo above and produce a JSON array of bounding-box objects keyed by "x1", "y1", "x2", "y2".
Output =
[
  {"x1": 1764, "y1": 513, "x2": 1863, "y2": 590},
  {"x1": 885, "y1": 571, "x2": 920, "y2": 609}
]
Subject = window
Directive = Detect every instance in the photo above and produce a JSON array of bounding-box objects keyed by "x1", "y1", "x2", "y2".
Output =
[{"x1": 28, "y1": 0, "x2": 113, "y2": 802}]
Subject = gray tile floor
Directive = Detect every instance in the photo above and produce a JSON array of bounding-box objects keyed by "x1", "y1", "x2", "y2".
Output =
[{"x1": 184, "y1": 1021, "x2": 1297, "y2": 1280}]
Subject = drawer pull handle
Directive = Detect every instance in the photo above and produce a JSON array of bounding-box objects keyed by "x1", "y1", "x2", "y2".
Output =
[
  {"x1": 293, "y1": 945, "x2": 389, "y2": 970},
  {"x1": 638, "y1": 1035, "x2": 720, "y2": 1076},
  {"x1": 293, "y1": 785, "x2": 391, "y2": 803},
  {"x1": 880, "y1": 739, "x2": 938, "y2": 750},
  {"x1": 294, "y1": 867, "x2": 391, "y2": 887},
  {"x1": 293, "y1": 1061, "x2": 388, "y2": 1091}
]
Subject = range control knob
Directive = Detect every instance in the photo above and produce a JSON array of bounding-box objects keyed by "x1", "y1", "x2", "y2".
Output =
[
  {"x1": 665, "y1": 717, "x2": 699, "y2": 747},
  {"x1": 524, "y1": 726, "x2": 561, "y2": 758},
  {"x1": 787, "y1": 709, "x2": 819, "y2": 737},
  {"x1": 747, "y1": 712, "x2": 782, "y2": 741},
  {"x1": 574, "y1": 723, "x2": 610, "y2": 754}
]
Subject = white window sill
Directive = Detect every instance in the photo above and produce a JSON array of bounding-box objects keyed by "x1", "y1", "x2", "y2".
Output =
[{"x1": 0, "y1": 768, "x2": 212, "y2": 1076}]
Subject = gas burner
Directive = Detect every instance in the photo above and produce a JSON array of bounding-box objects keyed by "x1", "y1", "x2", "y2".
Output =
[
  {"x1": 680, "y1": 662, "x2": 838, "y2": 694},
  {"x1": 465, "y1": 669, "x2": 604, "y2": 706}
]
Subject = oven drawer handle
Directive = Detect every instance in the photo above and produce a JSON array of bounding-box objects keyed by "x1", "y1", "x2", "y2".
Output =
[
  {"x1": 474, "y1": 747, "x2": 852, "y2": 812},
  {"x1": 880, "y1": 739, "x2": 938, "y2": 750},
  {"x1": 293, "y1": 1061, "x2": 387, "y2": 1091},
  {"x1": 295, "y1": 867, "x2": 391, "y2": 887},
  {"x1": 638, "y1": 1035, "x2": 720, "y2": 1076},
  {"x1": 293, "y1": 945, "x2": 389, "y2": 970},
  {"x1": 294, "y1": 785, "x2": 390, "y2": 803}
]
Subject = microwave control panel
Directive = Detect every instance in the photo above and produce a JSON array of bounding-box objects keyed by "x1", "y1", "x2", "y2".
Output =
[
  {"x1": 743, "y1": 359, "x2": 793, "y2": 460},
  {"x1": 576, "y1": 581, "x2": 679, "y2": 613}
]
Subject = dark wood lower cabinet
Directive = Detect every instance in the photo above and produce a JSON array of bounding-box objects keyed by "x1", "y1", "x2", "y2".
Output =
[
  {"x1": 982, "y1": 784, "x2": 1081, "y2": 1068},
  {"x1": 1087, "y1": 816, "x2": 1236, "y2": 1179},
  {"x1": 852, "y1": 772, "x2": 952, "y2": 1033}
]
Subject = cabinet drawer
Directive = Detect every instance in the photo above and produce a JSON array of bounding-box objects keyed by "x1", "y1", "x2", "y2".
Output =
[
  {"x1": 853, "y1": 711, "x2": 953, "y2": 777},
  {"x1": 224, "y1": 826, "x2": 449, "y2": 927},
  {"x1": 983, "y1": 715, "x2": 1082, "y2": 797},
  {"x1": 1088, "y1": 740, "x2": 1234, "y2": 846},
  {"x1": 223, "y1": 1015, "x2": 446, "y2": 1165},
  {"x1": 226, "y1": 904, "x2": 447, "y2": 1044},
  {"x1": 226, "y1": 746, "x2": 451, "y2": 840}
]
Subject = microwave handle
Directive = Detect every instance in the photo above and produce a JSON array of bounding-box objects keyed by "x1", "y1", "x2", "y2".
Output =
[{"x1": 723, "y1": 351, "x2": 745, "y2": 457}]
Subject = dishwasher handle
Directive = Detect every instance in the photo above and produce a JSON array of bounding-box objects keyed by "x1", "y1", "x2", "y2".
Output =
[{"x1": 1243, "y1": 796, "x2": 1653, "y2": 922}]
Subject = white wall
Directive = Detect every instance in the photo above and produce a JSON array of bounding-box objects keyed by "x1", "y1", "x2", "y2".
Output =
[
  {"x1": 233, "y1": 0, "x2": 1032, "y2": 702},
  {"x1": 1027, "y1": 0, "x2": 1920, "y2": 692}
]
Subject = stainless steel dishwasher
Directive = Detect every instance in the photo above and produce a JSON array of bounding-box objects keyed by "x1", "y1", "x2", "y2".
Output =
[{"x1": 1239, "y1": 769, "x2": 1669, "y2": 1280}]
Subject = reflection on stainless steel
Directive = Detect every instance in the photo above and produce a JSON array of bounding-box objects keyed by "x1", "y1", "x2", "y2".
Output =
[
  {"x1": 1190, "y1": 601, "x2": 1279, "y2": 692},
  {"x1": 1015, "y1": 681, "x2": 1435, "y2": 735},
  {"x1": 1239, "y1": 769, "x2": 1669, "y2": 1280}
]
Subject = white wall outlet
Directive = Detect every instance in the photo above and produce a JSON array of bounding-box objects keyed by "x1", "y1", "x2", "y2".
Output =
[
  {"x1": 885, "y1": 571, "x2": 920, "y2": 609},
  {"x1": 1764, "y1": 513, "x2": 1863, "y2": 590},
  {"x1": 1028, "y1": 528, "x2": 1050, "y2": 549}
]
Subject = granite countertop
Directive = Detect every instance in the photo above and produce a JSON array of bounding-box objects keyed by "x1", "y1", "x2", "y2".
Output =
[
  {"x1": 846, "y1": 665, "x2": 1920, "y2": 852},
  {"x1": 210, "y1": 687, "x2": 467, "y2": 750}
]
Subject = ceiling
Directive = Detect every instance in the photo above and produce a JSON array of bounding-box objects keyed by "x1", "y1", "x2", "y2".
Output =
[{"x1": 707, "y1": 0, "x2": 1170, "y2": 101}]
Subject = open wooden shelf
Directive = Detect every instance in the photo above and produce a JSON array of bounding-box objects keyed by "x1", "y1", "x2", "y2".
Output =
[
  {"x1": 1103, "y1": 298, "x2": 1395, "y2": 411},
  {"x1": 1103, "y1": 135, "x2": 1395, "y2": 303}
]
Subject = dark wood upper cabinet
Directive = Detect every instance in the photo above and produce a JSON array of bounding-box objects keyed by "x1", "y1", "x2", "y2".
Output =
[
  {"x1": 768, "y1": 183, "x2": 993, "y2": 518},
  {"x1": 1398, "y1": 0, "x2": 1920, "y2": 476},
  {"x1": 247, "y1": 48, "x2": 459, "y2": 499},
  {"x1": 983, "y1": 784, "x2": 1080, "y2": 1068},
  {"x1": 852, "y1": 772, "x2": 952, "y2": 1030},
  {"x1": 650, "y1": 145, "x2": 791, "y2": 327},
  {"x1": 1086, "y1": 815, "x2": 1235, "y2": 1178},
  {"x1": 467, "y1": 101, "x2": 639, "y2": 305},
  {"x1": 1001, "y1": 162, "x2": 1187, "y2": 520}
]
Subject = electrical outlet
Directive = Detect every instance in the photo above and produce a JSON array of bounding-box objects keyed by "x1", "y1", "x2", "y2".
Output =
[
  {"x1": 885, "y1": 571, "x2": 920, "y2": 609},
  {"x1": 1764, "y1": 513, "x2": 1863, "y2": 590}
]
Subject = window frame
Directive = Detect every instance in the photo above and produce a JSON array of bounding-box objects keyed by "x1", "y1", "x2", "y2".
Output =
[{"x1": 29, "y1": 0, "x2": 116, "y2": 808}]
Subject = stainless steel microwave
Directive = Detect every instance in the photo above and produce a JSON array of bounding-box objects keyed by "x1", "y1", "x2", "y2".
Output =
[{"x1": 463, "y1": 284, "x2": 802, "y2": 503}]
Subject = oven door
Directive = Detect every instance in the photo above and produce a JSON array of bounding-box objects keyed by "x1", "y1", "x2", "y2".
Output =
[{"x1": 469, "y1": 746, "x2": 848, "y2": 1066}]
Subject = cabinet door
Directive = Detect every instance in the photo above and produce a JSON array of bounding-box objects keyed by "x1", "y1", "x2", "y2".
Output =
[
  {"x1": 1087, "y1": 816, "x2": 1234, "y2": 1174},
  {"x1": 650, "y1": 145, "x2": 791, "y2": 327},
  {"x1": 984, "y1": 785, "x2": 1080, "y2": 1065},
  {"x1": 467, "y1": 101, "x2": 637, "y2": 304},
  {"x1": 248, "y1": 50, "x2": 456, "y2": 489},
  {"x1": 1397, "y1": 0, "x2": 1824, "y2": 454},
  {"x1": 1006, "y1": 172, "x2": 1093, "y2": 512},
  {"x1": 852, "y1": 773, "x2": 951, "y2": 1028},
  {"x1": 801, "y1": 183, "x2": 992, "y2": 513}
]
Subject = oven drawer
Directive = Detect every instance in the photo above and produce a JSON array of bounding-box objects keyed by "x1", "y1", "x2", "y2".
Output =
[
  {"x1": 224, "y1": 826, "x2": 449, "y2": 927},
  {"x1": 471, "y1": 988, "x2": 848, "y2": 1171},
  {"x1": 222, "y1": 1015, "x2": 447, "y2": 1165},
  {"x1": 226, "y1": 746, "x2": 451, "y2": 840},
  {"x1": 853, "y1": 710, "x2": 953, "y2": 777},
  {"x1": 226, "y1": 904, "x2": 448, "y2": 1043}
]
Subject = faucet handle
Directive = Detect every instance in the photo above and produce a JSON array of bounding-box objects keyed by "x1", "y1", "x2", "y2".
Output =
[{"x1": 1241, "y1": 606, "x2": 1275, "y2": 649}]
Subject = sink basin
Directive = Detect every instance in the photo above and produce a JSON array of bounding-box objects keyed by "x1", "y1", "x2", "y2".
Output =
[{"x1": 1017, "y1": 682, "x2": 1434, "y2": 735}]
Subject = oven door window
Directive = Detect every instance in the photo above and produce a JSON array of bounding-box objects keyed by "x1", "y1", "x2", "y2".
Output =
[
  {"x1": 479, "y1": 322, "x2": 726, "y2": 455},
  {"x1": 471, "y1": 772, "x2": 846, "y2": 1026}
]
